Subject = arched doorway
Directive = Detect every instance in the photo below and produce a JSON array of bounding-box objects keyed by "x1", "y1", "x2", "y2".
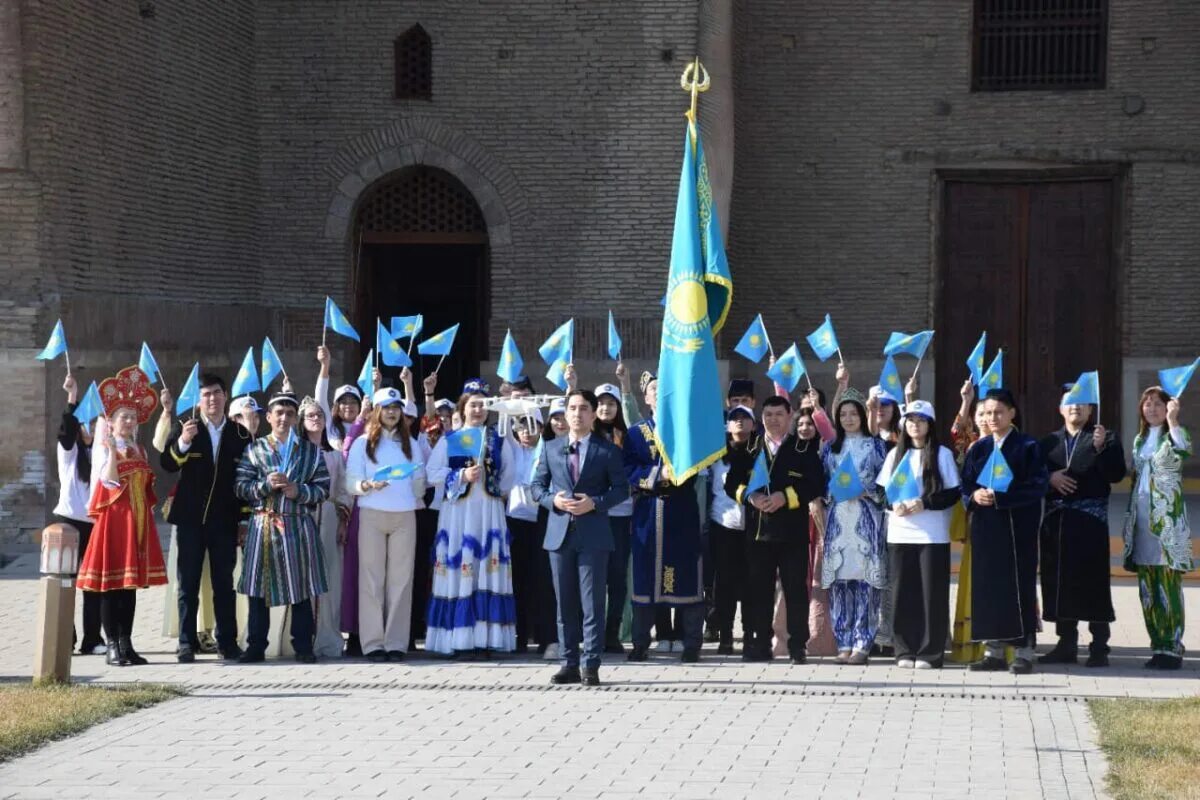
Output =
[{"x1": 352, "y1": 166, "x2": 489, "y2": 402}]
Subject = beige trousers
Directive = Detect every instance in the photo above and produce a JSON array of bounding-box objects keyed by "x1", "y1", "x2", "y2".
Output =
[{"x1": 357, "y1": 508, "x2": 418, "y2": 654}]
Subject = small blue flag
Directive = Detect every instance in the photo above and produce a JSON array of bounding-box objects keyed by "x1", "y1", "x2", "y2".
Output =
[
  {"x1": 324, "y1": 297, "x2": 360, "y2": 342},
  {"x1": 175, "y1": 362, "x2": 201, "y2": 415},
  {"x1": 734, "y1": 314, "x2": 771, "y2": 363},
  {"x1": 967, "y1": 332, "x2": 988, "y2": 386},
  {"x1": 73, "y1": 381, "x2": 103, "y2": 433},
  {"x1": 828, "y1": 451, "x2": 866, "y2": 502},
  {"x1": 276, "y1": 427, "x2": 298, "y2": 471},
  {"x1": 390, "y1": 314, "x2": 424, "y2": 341},
  {"x1": 377, "y1": 320, "x2": 412, "y2": 367},
  {"x1": 766, "y1": 343, "x2": 806, "y2": 393},
  {"x1": 447, "y1": 426, "x2": 486, "y2": 461},
  {"x1": 373, "y1": 462, "x2": 420, "y2": 481},
  {"x1": 982, "y1": 445, "x2": 1014, "y2": 493},
  {"x1": 357, "y1": 348, "x2": 375, "y2": 398},
  {"x1": 883, "y1": 330, "x2": 934, "y2": 359},
  {"x1": 35, "y1": 320, "x2": 68, "y2": 362},
  {"x1": 261, "y1": 337, "x2": 285, "y2": 390},
  {"x1": 885, "y1": 449, "x2": 922, "y2": 505},
  {"x1": 497, "y1": 330, "x2": 524, "y2": 384},
  {"x1": 538, "y1": 319, "x2": 574, "y2": 366},
  {"x1": 878, "y1": 355, "x2": 904, "y2": 403},
  {"x1": 417, "y1": 324, "x2": 459, "y2": 357},
  {"x1": 1062, "y1": 371, "x2": 1100, "y2": 406},
  {"x1": 744, "y1": 449, "x2": 771, "y2": 498},
  {"x1": 806, "y1": 314, "x2": 840, "y2": 362},
  {"x1": 546, "y1": 358, "x2": 569, "y2": 392},
  {"x1": 980, "y1": 351, "x2": 1004, "y2": 392},
  {"x1": 231, "y1": 347, "x2": 260, "y2": 397},
  {"x1": 607, "y1": 311, "x2": 623, "y2": 361},
  {"x1": 1158, "y1": 359, "x2": 1200, "y2": 399},
  {"x1": 526, "y1": 437, "x2": 545, "y2": 484},
  {"x1": 138, "y1": 342, "x2": 162, "y2": 385}
]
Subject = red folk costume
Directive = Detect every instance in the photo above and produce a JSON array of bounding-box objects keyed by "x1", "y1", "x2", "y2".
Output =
[{"x1": 76, "y1": 366, "x2": 167, "y2": 592}]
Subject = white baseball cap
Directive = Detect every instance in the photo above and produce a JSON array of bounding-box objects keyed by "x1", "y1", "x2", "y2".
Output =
[
  {"x1": 372, "y1": 387, "x2": 404, "y2": 407},
  {"x1": 594, "y1": 383, "x2": 621, "y2": 401},
  {"x1": 549, "y1": 398, "x2": 567, "y2": 416},
  {"x1": 228, "y1": 396, "x2": 261, "y2": 417},
  {"x1": 901, "y1": 399, "x2": 936, "y2": 421},
  {"x1": 333, "y1": 384, "x2": 362, "y2": 403},
  {"x1": 434, "y1": 398, "x2": 455, "y2": 413}
]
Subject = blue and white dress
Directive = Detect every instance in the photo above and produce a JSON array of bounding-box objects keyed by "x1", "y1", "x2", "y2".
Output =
[{"x1": 424, "y1": 425, "x2": 517, "y2": 653}]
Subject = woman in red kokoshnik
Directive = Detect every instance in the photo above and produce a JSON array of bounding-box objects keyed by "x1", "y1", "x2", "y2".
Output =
[{"x1": 76, "y1": 365, "x2": 167, "y2": 666}]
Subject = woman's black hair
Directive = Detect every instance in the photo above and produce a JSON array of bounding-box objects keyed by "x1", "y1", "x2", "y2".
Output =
[
  {"x1": 831, "y1": 399, "x2": 868, "y2": 454},
  {"x1": 893, "y1": 415, "x2": 944, "y2": 497}
]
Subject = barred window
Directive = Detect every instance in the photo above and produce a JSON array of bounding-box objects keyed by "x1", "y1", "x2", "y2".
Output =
[
  {"x1": 394, "y1": 24, "x2": 432, "y2": 100},
  {"x1": 972, "y1": 0, "x2": 1107, "y2": 91}
]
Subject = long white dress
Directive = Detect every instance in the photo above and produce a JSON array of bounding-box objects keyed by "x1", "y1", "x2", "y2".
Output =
[
  {"x1": 424, "y1": 426, "x2": 518, "y2": 654},
  {"x1": 312, "y1": 448, "x2": 348, "y2": 658}
]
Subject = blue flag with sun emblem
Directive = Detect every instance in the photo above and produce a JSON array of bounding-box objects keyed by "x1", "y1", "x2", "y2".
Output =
[
  {"x1": 878, "y1": 355, "x2": 904, "y2": 403},
  {"x1": 982, "y1": 445, "x2": 1014, "y2": 493},
  {"x1": 377, "y1": 320, "x2": 412, "y2": 368},
  {"x1": 806, "y1": 314, "x2": 840, "y2": 362},
  {"x1": 231, "y1": 347, "x2": 260, "y2": 397},
  {"x1": 766, "y1": 343, "x2": 806, "y2": 393},
  {"x1": 498, "y1": 329, "x2": 524, "y2": 384},
  {"x1": 734, "y1": 314, "x2": 770, "y2": 363},
  {"x1": 828, "y1": 451, "x2": 865, "y2": 502},
  {"x1": 654, "y1": 119, "x2": 733, "y2": 485},
  {"x1": 967, "y1": 332, "x2": 987, "y2": 386},
  {"x1": 885, "y1": 449, "x2": 921, "y2": 505},
  {"x1": 980, "y1": 351, "x2": 1004, "y2": 392},
  {"x1": 447, "y1": 426, "x2": 487, "y2": 462},
  {"x1": 1158, "y1": 359, "x2": 1200, "y2": 399}
]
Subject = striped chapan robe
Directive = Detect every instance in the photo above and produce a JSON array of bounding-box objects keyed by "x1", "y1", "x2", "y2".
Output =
[{"x1": 235, "y1": 432, "x2": 331, "y2": 606}]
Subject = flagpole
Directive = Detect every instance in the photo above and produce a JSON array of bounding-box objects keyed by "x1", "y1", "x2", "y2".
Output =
[
  {"x1": 375, "y1": 317, "x2": 382, "y2": 370},
  {"x1": 836, "y1": 348, "x2": 845, "y2": 366},
  {"x1": 911, "y1": 352, "x2": 925, "y2": 383},
  {"x1": 64, "y1": 348, "x2": 71, "y2": 376},
  {"x1": 434, "y1": 352, "x2": 448, "y2": 375},
  {"x1": 321, "y1": 323, "x2": 327, "y2": 348},
  {"x1": 761, "y1": 316, "x2": 775, "y2": 361}
]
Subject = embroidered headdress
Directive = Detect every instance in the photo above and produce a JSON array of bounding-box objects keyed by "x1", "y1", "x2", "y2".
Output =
[{"x1": 99, "y1": 365, "x2": 158, "y2": 424}]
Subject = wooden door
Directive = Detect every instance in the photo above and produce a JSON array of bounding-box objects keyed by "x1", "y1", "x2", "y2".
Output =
[{"x1": 938, "y1": 176, "x2": 1119, "y2": 440}]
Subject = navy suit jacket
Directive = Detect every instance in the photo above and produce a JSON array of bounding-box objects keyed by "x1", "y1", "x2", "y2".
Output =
[{"x1": 531, "y1": 435, "x2": 629, "y2": 552}]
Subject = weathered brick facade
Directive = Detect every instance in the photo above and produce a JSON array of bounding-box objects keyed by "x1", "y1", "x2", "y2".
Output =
[{"x1": 1, "y1": 1, "x2": 1197, "y2": 547}]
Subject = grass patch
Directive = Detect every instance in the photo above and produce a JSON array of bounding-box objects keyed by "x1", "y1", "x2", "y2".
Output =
[
  {"x1": 0, "y1": 683, "x2": 182, "y2": 763},
  {"x1": 1090, "y1": 697, "x2": 1200, "y2": 800}
]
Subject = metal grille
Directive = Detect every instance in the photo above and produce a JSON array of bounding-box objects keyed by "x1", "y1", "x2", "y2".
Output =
[
  {"x1": 357, "y1": 166, "x2": 485, "y2": 234},
  {"x1": 394, "y1": 24, "x2": 432, "y2": 100},
  {"x1": 972, "y1": 0, "x2": 1107, "y2": 91}
]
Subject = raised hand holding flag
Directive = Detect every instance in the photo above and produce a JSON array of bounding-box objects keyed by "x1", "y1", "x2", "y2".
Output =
[{"x1": 1158, "y1": 358, "x2": 1200, "y2": 399}]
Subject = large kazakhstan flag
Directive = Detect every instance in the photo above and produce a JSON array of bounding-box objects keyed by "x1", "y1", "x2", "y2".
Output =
[{"x1": 655, "y1": 118, "x2": 733, "y2": 485}]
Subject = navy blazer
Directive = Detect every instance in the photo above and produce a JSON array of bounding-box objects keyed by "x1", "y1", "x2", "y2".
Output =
[{"x1": 531, "y1": 435, "x2": 629, "y2": 552}]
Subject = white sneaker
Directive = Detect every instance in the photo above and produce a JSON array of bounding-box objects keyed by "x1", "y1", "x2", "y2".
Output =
[
  {"x1": 654, "y1": 640, "x2": 673, "y2": 653},
  {"x1": 897, "y1": 658, "x2": 915, "y2": 669},
  {"x1": 542, "y1": 643, "x2": 559, "y2": 661},
  {"x1": 914, "y1": 660, "x2": 935, "y2": 670},
  {"x1": 671, "y1": 641, "x2": 682, "y2": 653}
]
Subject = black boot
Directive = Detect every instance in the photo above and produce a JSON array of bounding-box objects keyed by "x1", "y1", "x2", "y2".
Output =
[
  {"x1": 1038, "y1": 639, "x2": 1079, "y2": 664},
  {"x1": 106, "y1": 640, "x2": 127, "y2": 667},
  {"x1": 119, "y1": 637, "x2": 148, "y2": 666}
]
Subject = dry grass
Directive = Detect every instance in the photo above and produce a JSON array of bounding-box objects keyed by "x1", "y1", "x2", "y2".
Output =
[
  {"x1": 1090, "y1": 697, "x2": 1200, "y2": 800},
  {"x1": 0, "y1": 683, "x2": 181, "y2": 763}
]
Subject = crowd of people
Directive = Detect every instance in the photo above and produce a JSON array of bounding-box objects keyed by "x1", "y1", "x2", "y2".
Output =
[{"x1": 54, "y1": 346, "x2": 1191, "y2": 684}]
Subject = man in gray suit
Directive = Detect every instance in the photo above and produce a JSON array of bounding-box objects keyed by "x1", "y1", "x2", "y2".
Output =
[{"x1": 532, "y1": 389, "x2": 630, "y2": 686}]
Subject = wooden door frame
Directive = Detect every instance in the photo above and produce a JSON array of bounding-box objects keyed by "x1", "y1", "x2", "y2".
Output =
[{"x1": 931, "y1": 165, "x2": 1129, "y2": 426}]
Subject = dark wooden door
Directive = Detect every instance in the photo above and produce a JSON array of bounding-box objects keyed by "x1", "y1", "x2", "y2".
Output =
[{"x1": 938, "y1": 177, "x2": 1118, "y2": 439}]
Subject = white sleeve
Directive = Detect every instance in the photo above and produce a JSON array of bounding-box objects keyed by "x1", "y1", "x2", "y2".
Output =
[
  {"x1": 939, "y1": 446, "x2": 962, "y2": 490},
  {"x1": 345, "y1": 437, "x2": 369, "y2": 497},
  {"x1": 426, "y1": 436, "x2": 450, "y2": 491},
  {"x1": 316, "y1": 374, "x2": 338, "y2": 444},
  {"x1": 499, "y1": 436, "x2": 520, "y2": 494}
]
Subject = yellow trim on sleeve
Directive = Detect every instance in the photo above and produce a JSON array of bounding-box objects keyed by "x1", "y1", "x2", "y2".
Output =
[
  {"x1": 735, "y1": 484, "x2": 747, "y2": 505},
  {"x1": 785, "y1": 487, "x2": 800, "y2": 510},
  {"x1": 169, "y1": 447, "x2": 188, "y2": 467}
]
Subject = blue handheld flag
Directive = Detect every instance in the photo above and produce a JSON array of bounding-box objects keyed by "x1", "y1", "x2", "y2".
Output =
[
  {"x1": 324, "y1": 297, "x2": 360, "y2": 342},
  {"x1": 390, "y1": 314, "x2": 424, "y2": 341},
  {"x1": 231, "y1": 347, "x2": 260, "y2": 397},
  {"x1": 967, "y1": 332, "x2": 987, "y2": 386},
  {"x1": 138, "y1": 342, "x2": 162, "y2": 385},
  {"x1": 73, "y1": 381, "x2": 103, "y2": 433},
  {"x1": 261, "y1": 337, "x2": 285, "y2": 390},
  {"x1": 744, "y1": 449, "x2": 771, "y2": 498},
  {"x1": 356, "y1": 349, "x2": 375, "y2": 398},
  {"x1": 607, "y1": 311, "x2": 623, "y2": 361},
  {"x1": 447, "y1": 426, "x2": 486, "y2": 462},
  {"x1": 982, "y1": 445, "x2": 1014, "y2": 493},
  {"x1": 175, "y1": 363, "x2": 201, "y2": 415},
  {"x1": 36, "y1": 320, "x2": 68, "y2": 362},
  {"x1": 828, "y1": 451, "x2": 866, "y2": 503},
  {"x1": 416, "y1": 324, "x2": 460, "y2": 357},
  {"x1": 276, "y1": 428, "x2": 298, "y2": 472},
  {"x1": 1158, "y1": 359, "x2": 1200, "y2": 399},
  {"x1": 546, "y1": 359, "x2": 569, "y2": 392},
  {"x1": 1061, "y1": 371, "x2": 1100, "y2": 406},
  {"x1": 883, "y1": 330, "x2": 934, "y2": 359},
  {"x1": 766, "y1": 343, "x2": 806, "y2": 393},
  {"x1": 878, "y1": 355, "x2": 904, "y2": 403},
  {"x1": 885, "y1": 449, "x2": 921, "y2": 505},
  {"x1": 734, "y1": 314, "x2": 771, "y2": 363},
  {"x1": 538, "y1": 319, "x2": 574, "y2": 366},
  {"x1": 373, "y1": 462, "x2": 420, "y2": 482},
  {"x1": 498, "y1": 330, "x2": 524, "y2": 384},
  {"x1": 980, "y1": 351, "x2": 1004, "y2": 392},
  {"x1": 806, "y1": 314, "x2": 840, "y2": 362},
  {"x1": 377, "y1": 320, "x2": 412, "y2": 367}
]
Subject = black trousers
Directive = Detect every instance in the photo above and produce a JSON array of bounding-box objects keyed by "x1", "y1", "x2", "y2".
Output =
[
  {"x1": 247, "y1": 596, "x2": 314, "y2": 656},
  {"x1": 55, "y1": 515, "x2": 103, "y2": 650},
  {"x1": 605, "y1": 515, "x2": 632, "y2": 643},
  {"x1": 888, "y1": 542, "x2": 950, "y2": 663},
  {"x1": 100, "y1": 589, "x2": 136, "y2": 642},
  {"x1": 745, "y1": 537, "x2": 809, "y2": 657},
  {"x1": 532, "y1": 507, "x2": 558, "y2": 646},
  {"x1": 634, "y1": 603, "x2": 703, "y2": 651},
  {"x1": 711, "y1": 523, "x2": 749, "y2": 641},
  {"x1": 175, "y1": 519, "x2": 238, "y2": 652},
  {"x1": 409, "y1": 507, "x2": 438, "y2": 646},
  {"x1": 508, "y1": 515, "x2": 542, "y2": 648},
  {"x1": 1055, "y1": 619, "x2": 1111, "y2": 653}
]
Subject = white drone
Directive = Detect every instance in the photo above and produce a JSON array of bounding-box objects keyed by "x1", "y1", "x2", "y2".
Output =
[{"x1": 482, "y1": 393, "x2": 564, "y2": 436}]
